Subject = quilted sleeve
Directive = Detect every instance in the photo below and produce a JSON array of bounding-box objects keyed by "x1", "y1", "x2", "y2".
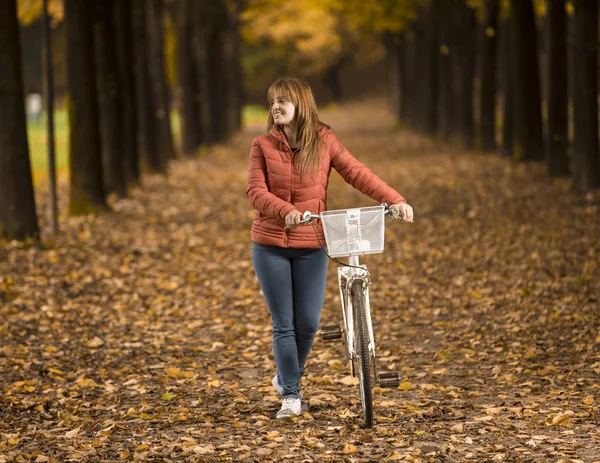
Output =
[
  {"x1": 246, "y1": 138, "x2": 298, "y2": 219},
  {"x1": 329, "y1": 135, "x2": 407, "y2": 205}
]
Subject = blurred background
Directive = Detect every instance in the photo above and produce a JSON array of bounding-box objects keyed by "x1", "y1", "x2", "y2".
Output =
[{"x1": 0, "y1": 0, "x2": 598, "y2": 240}]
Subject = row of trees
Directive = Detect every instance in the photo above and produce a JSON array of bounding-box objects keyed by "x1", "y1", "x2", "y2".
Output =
[
  {"x1": 0, "y1": 0, "x2": 243, "y2": 240},
  {"x1": 383, "y1": 0, "x2": 599, "y2": 192}
]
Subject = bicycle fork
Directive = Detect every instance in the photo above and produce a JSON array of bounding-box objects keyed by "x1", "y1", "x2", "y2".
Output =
[{"x1": 319, "y1": 257, "x2": 400, "y2": 388}]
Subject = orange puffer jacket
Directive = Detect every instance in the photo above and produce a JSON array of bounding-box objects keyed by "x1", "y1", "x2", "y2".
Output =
[{"x1": 246, "y1": 125, "x2": 406, "y2": 249}]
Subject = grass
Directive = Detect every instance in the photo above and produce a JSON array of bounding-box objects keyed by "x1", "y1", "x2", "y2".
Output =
[{"x1": 27, "y1": 105, "x2": 269, "y2": 186}]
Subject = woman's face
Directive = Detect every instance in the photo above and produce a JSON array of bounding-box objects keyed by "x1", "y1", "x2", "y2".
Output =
[{"x1": 271, "y1": 94, "x2": 296, "y2": 126}]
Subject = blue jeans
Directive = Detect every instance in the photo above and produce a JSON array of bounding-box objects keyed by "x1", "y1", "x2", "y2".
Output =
[{"x1": 252, "y1": 243, "x2": 328, "y2": 399}]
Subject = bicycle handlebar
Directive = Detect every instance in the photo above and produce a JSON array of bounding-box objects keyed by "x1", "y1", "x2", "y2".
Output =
[{"x1": 285, "y1": 204, "x2": 405, "y2": 230}]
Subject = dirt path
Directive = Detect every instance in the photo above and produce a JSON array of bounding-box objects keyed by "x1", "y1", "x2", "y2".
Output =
[{"x1": 1, "y1": 98, "x2": 599, "y2": 462}]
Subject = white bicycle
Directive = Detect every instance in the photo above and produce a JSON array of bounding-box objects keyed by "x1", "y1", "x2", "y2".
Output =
[{"x1": 291, "y1": 204, "x2": 406, "y2": 428}]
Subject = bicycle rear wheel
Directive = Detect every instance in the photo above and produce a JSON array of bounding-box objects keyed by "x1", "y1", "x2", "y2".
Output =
[{"x1": 351, "y1": 280, "x2": 373, "y2": 427}]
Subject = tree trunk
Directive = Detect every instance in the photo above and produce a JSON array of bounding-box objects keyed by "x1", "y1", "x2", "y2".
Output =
[
  {"x1": 0, "y1": 0, "x2": 39, "y2": 240},
  {"x1": 203, "y1": 1, "x2": 230, "y2": 143},
  {"x1": 323, "y1": 60, "x2": 343, "y2": 103},
  {"x1": 572, "y1": 0, "x2": 599, "y2": 191},
  {"x1": 132, "y1": 0, "x2": 163, "y2": 173},
  {"x1": 65, "y1": 0, "x2": 109, "y2": 215},
  {"x1": 438, "y1": 13, "x2": 455, "y2": 141},
  {"x1": 509, "y1": 0, "x2": 544, "y2": 161},
  {"x1": 171, "y1": 0, "x2": 202, "y2": 155},
  {"x1": 500, "y1": 15, "x2": 513, "y2": 157},
  {"x1": 426, "y1": 2, "x2": 439, "y2": 136},
  {"x1": 148, "y1": 0, "x2": 176, "y2": 161},
  {"x1": 190, "y1": 1, "x2": 211, "y2": 144},
  {"x1": 229, "y1": 0, "x2": 243, "y2": 131},
  {"x1": 400, "y1": 29, "x2": 413, "y2": 125},
  {"x1": 94, "y1": 0, "x2": 127, "y2": 198},
  {"x1": 480, "y1": 0, "x2": 499, "y2": 151},
  {"x1": 114, "y1": 0, "x2": 139, "y2": 186},
  {"x1": 546, "y1": 0, "x2": 570, "y2": 177},
  {"x1": 383, "y1": 32, "x2": 402, "y2": 122},
  {"x1": 411, "y1": 16, "x2": 428, "y2": 131},
  {"x1": 457, "y1": 4, "x2": 476, "y2": 149}
]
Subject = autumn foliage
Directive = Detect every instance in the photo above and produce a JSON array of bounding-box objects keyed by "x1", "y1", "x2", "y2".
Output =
[{"x1": 1, "y1": 101, "x2": 599, "y2": 461}]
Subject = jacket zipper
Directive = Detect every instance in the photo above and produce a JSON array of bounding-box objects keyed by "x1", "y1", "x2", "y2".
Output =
[{"x1": 284, "y1": 145, "x2": 295, "y2": 248}]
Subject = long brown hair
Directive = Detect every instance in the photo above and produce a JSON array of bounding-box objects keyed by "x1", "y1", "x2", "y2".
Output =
[{"x1": 267, "y1": 77, "x2": 330, "y2": 176}]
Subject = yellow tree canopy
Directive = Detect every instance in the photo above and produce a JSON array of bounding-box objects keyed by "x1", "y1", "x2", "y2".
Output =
[
  {"x1": 242, "y1": 0, "x2": 342, "y2": 73},
  {"x1": 18, "y1": 0, "x2": 64, "y2": 26},
  {"x1": 242, "y1": 0, "x2": 425, "y2": 74}
]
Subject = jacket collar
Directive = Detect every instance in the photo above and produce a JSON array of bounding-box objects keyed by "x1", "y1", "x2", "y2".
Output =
[{"x1": 268, "y1": 125, "x2": 292, "y2": 152}]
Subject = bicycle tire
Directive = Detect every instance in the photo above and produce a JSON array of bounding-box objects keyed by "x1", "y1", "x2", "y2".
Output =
[{"x1": 351, "y1": 280, "x2": 374, "y2": 428}]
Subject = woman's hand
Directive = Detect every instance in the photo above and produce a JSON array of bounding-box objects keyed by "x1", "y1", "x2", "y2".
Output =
[
  {"x1": 390, "y1": 202, "x2": 414, "y2": 223},
  {"x1": 285, "y1": 210, "x2": 303, "y2": 229}
]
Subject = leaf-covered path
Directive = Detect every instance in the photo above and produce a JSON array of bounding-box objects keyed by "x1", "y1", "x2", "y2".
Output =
[{"x1": 1, "y1": 99, "x2": 599, "y2": 462}]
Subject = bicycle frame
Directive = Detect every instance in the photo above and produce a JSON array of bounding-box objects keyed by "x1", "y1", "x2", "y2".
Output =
[{"x1": 338, "y1": 255, "x2": 378, "y2": 380}]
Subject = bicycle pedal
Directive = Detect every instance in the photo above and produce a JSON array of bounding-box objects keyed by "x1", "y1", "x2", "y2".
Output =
[
  {"x1": 378, "y1": 372, "x2": 400, "y2": 388},
  {"x1": 320, "y1": 324, "x2": 342, "y2": 341}
]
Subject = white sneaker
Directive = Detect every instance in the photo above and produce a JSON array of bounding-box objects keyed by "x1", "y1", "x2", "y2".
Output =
[
  {"x1": 276, "y1": 397, "x2": 302, "y2": 419},
  {"x1": 273, "y1": 374, "x2": 309, "y2": 412}
]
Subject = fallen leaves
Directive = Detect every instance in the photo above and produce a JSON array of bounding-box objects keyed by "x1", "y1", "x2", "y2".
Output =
[{"x1": 1, "y1": 101, "x2": 599, "y2": 462}]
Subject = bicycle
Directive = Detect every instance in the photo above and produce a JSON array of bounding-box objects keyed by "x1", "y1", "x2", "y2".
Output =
[{"x1": 288, "y1": 204, "x2": 407, "y2": 428}]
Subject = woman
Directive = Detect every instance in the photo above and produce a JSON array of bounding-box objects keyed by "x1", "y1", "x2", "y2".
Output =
[{"x1": 246, "y1": 77, "x2": 413, "y2": 419}]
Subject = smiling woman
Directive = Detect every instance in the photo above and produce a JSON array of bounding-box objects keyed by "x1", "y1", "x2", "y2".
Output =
[{"x1": 246, "y1": 76, "x2": 413, "y2": 420}]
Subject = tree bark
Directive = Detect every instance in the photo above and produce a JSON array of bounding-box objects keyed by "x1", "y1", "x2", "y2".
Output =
[
  {"x1": 438, "y1": 13, "x2": 455, "y2": 141},
  {"x1": 171, "y1": 0, "x2": 202, "y2": 155},
  {"x1": 546, "y1": 0, "x2": 570, "y2": 177},
  {"x1": 114, "y1": 0, "x2": 139, "y2": 186},
  {"x1": 458, "y1": 4, "x2": 476, "y2": 149},
  {"x1": 480, "y1": 0, "x2": 499, "y2": 151},
  {"x1": 203, "y1": 0, "x2": 230, "y2": 143},
  {"x1": 0, "y1": 0, "x2": 39, "y2": 240},
  {"x1": 148, "y1": 0, "x2": 176, "y2": 161},
  {"x1": 323, "y1": 61, "x2": 343, "y2": 103},
  {"x1": 132, "y1": 0, "x2": 163, "y2": 173},
  {"x1": 572, "y1": 0, "x2": 599, "y2": 191},
  {"x1": 229, "y1": 0, "x2": 243, "y2": 131},
  {"x1": 509, "y1": 0, "x2": 544, "y2": 161},
  {"x1": 383, "y1": 32, "x2": 402, "y2": 122},
  {"x1": 401, "y1": 29, "x2": 414, "y2": 125},
  {"x1": 426, "y1": 2, "x2": 439, "y2": 136},
  {"x1": 65, "y1": 0, "x2": 109, "y2": 215},
  {"x1": 500, "y1": 15, "x2": 513, "y2": 157},
  {"x1": 94, "y1": 0, "x2": 127, "y2": 198}
]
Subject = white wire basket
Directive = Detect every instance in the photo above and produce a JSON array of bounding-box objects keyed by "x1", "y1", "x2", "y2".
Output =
[{"x1": 319, "y1": 205, "x2": 386, "y2": 257}]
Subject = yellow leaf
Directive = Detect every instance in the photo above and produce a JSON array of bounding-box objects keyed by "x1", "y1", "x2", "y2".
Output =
[
  {"x1": 450, "y1": 423, "x2": 464, "y2": 433},
  {"x1": 485, "y1": 407, "x2": 504, "y2": 416},
  {"x1": 338, "y1": 375, "x2": 359, "y2": 386},
  {"x1": 85, "y1": 337, "x2": 105, "y2": 348},
  {"x1": 343, "y1": 443, "x2": 357, "y2": 454},
  {"x1": 166, "y1": 367, "x2": 194, "y2": 379},
  {"x1": 266, "y1": 431, "x2": 280, "y2": 439},
  {"x1": 566, "y1": 1, "x2": 574, "y2": 16},
  {"x1": 385, "y1": 452, "x2": 404, "y2": 461},
  {"x1": 7, "y1": 438, "x2": 20, "y2": 446},
  {"x1": 397, "y1": 381, "x2": 412, "y2": 391},
  {"x1": 65, "y1": 427, "x2": 80, "y2": 438},
  {"x1": 77, "y1": 377, "x2": 99, "y2": 388},
  {"x1": 548, "y1": 411, "x2": 573, "y2": 427},
  {"x1": 206, "y1": 379, "x2": 221, "y2": 388},
  {"x1": 582, "y1": 396, "x2": 594, "y2": 405},
  {"x1": 339, "y1": 408, "x2": 357, "y2": 418}
]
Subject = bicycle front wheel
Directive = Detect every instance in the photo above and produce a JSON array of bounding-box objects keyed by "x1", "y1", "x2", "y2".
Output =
[{"x1": 351, "y1": 280, "x2": 373, "y2": 428}]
